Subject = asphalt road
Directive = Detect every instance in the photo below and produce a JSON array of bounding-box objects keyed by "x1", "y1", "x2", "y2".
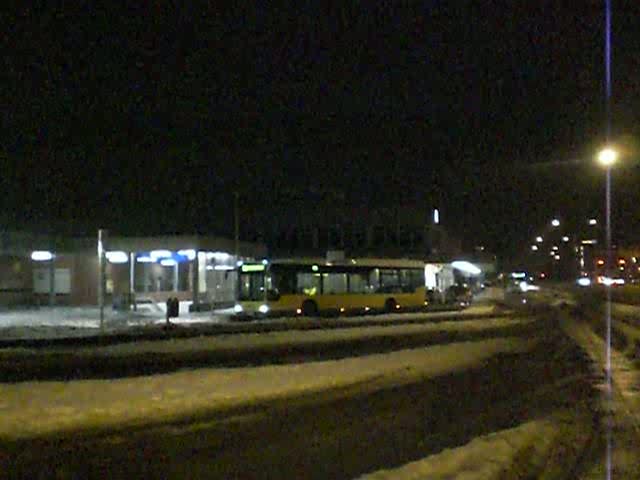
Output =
[{"x1": 1, "y1": 315, "x2": 597, "y2": 480}]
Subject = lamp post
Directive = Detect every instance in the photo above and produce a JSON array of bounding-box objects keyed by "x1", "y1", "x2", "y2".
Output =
[{"x1": 597, "y1": 147, "x2": 617, "y2": 384}]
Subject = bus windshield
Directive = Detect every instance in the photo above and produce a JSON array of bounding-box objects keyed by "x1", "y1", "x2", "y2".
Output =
[{"x1": 238, "y1": 270, "x2": 266, "y2": 301}]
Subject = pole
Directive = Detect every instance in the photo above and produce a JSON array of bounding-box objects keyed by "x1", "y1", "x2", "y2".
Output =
[
  {"x1": 234, "y1": 191, "x2": 240, "y2": 263},
  {"x1": 48, "y1": 244, "x2": 55, "y2": 307},
  {"x1": 603, "y1": 1, "x2": 613, "y2": 477},
  {"x1": 129, "y1": 252, "x2": 136, "y2": 311},
  {"x1": 98, "y1": 229, "x2": 106, "y2": 330}
]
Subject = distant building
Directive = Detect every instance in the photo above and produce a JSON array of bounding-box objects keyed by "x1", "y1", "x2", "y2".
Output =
[
  {"x1": 243, "y1": 204, "x2": 462, "y2": 261},
  {"x1": 0, "y1": 231, "x2": 266, "y2": 308}
]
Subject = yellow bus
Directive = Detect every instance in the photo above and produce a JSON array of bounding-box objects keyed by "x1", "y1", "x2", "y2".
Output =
[{"x1": 234, "y1": 258, "x2": 428, "y2": 318}]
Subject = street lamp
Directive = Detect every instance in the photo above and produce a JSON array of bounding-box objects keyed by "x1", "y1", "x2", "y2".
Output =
[
  {"x1": 551, "y1": 218, "x2": 560, "y2": 227},
  {"x1": 597, "y1": 146, "x2": 617, "y2": 391},
  {"x1": 535, "y1": 236, "x2": 543, "y2": 243},
  {"x1": 597, "y1": 147, "x2": 618, "y2": 167}
]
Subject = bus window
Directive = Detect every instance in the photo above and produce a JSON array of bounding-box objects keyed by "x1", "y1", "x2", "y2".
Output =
[
  {"x1": 271, "y1": 269, "x2": 296, "y2": 295},
  {"x1": 323, "y1": 272, "x2": 347, "y2": 294},
  {"x1": 399, "y1": 269, "x2": 424, "y2": 292},
  {"x1": 348, "y1": 272, "x2": 370, "y2": 293},
  {"x1": 379, "y1": 269, "x2": 401, "y2": 293},
  {"x1": 296, "y1": 272, "x2": 322, "y2": 296},
  {"x1": 239, "y1": 271, "x2": 265, "y2": 301}
]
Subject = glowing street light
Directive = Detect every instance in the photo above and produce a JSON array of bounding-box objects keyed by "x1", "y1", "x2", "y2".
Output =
[
  {"x1": 589, "y1": 218, "x2": 598, "y2": 226},
  {"x1": 562, "y1": 236, "x2": 570, "y2": 242},
  {"x1": 535, "y1": 236, "x2": 543, "y2": 243},
  {"x1": 531, "y1": 245, "x2": 538, "y2": 251},
  {"x1": 551, "y1": 218, "x2": 560, "y2": 227},
  {"x1": 597, "y1": 147, "x2": 618, "y2": 167}
]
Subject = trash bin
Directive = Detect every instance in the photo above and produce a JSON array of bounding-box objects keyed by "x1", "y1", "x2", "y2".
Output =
[{"x1": 166, "y1": 297, "x2": 179, "y2": 321}]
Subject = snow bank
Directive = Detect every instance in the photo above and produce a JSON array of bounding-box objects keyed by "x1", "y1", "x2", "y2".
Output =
[
  {"x1": 358, "y1": 410, "x2": 591, "y2": 480},
  {"x1": 64, "y1": 316, "x2": 533, "y2": 356},
  {"x1": 357, "y1": 419, "x2": 557, "y2": 480},
  {"x1": 0, "y1": 337, "x2": 536, "y2": 440}
]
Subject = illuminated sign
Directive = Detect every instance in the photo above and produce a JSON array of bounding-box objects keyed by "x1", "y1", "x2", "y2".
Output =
[{"x1": 241, "y1": 264, "x2": 265, "y2": 272}]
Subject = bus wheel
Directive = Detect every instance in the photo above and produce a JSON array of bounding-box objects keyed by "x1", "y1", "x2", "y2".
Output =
[
  {"x1": 384, "y1": 298, "x2": 397, "y2": 313},
  {"x1": 301, "y1": 300, "x2": 318, "y2": 317}
]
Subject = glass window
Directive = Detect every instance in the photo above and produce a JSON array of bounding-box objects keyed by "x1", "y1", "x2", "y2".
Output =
[
  {"x1": 239, "y1": 272, "x2": 265, "y2": 301},
  {"x1": 271, "y1": 268, "x2": 296, "y2": 295},
  {"x1": 323, "y1": 273, "x2": 347, "y2": 294},
  {"x1": 296, "y1": 272, "x2": 322, "y2": 296},
  {"x1": 348, "y1": 272, "x2": 370, "y2": 293},
  {"x1": 379, "y1": 269, "x2": 401, "y2": 293},
  {"x1": 399, "y1": 269, "x2": 424, "y2": 292}
]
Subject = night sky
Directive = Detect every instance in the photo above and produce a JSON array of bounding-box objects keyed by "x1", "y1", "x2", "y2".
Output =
[{"x1": 3, "y1": 3, "x2": 640, "y2": 258}]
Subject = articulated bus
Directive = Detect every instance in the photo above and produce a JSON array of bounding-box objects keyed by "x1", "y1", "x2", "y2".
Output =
[{"x1": 234, "y1": 258, "x2": 428, "y2": 318}]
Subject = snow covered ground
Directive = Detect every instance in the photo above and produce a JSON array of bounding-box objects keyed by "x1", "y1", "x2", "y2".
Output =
[
  {"x1": 0, "y1": 336, "x2": 535, "y2": 440},
  {"x1": 60, "y1": 315, "x2": 532, "y2": 356},
  {"x1": 559, "y1": 312, "x2": 640, "y2": 478},
  {"x1": 358, "y1": 412, "x2": 590, "y2": 480},
  {"x1": 0, "y1": 301, "x2": 501, "y2": 340},
  {"x1": 0, "y1": 302, "x2": 233, "y2": 339}
]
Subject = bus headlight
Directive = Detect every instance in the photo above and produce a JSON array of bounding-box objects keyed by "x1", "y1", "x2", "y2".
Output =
[
  {"x1": 258, "y1": 304, "x2": 270, "y2": 314},
  {"x1": 233, "y1": 304, "x2": 244, "y2": 314}
]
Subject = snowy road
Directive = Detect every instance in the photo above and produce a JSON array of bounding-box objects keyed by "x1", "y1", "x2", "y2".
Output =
[{"x1": 0, "y1": 310, "x2": 598, "y2": 479}]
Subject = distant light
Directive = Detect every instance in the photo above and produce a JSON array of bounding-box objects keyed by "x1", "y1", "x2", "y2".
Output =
[
  {"x1": 554, "y1": 255, "x2": 561, "y2": 261},
  {"x1": 539, "y1": 273, "x2": 546, "y2": 279},
  {"x1": 582, "y1": 239, "x2": 598, "y2": 245},
  {"x1": 589, "y1": 218, "x2": 598, "y2": 226},
  {"x1": 520, "y1": 281, "x2": 540, "y2": 292},
  {"x1": 531, "y1": 245, "x2": 539, "y2": 251},
  {"x1": 597, "y1": 259, "x2": 605, "y2": 266},
  {"x1": 236, "y1": 260, "x2": 243, "y2": 266},
  {"x1": 536, "y1": 236, "x2": 543, "y2": 243},
  {"x1": 597, "y1": 147, "x2": 618, "y2": 167},
  {"x1": 296, "y1": 308, "x2": 302, "y2": 315},
  {"x1": 106, "y1": 251, "x2": 128, "y2": 264},
  {"x1": 262, "y1": 259, "x2": 269, "y2": 265},
  {"x1": 552, "y1": 246, "x2": 559, "y2": 251},
  {"x1": 577, "y1": 277, "x2": 592, "y2": 287},
  {"x1": 562, "y1": 236, "x2": 570, "y2": 242},
  {"x1": 177, "y1": 249, "x2": 196, "y2": 260},
  {"x1": 150, "y1": 250, "x2": 172, "y2": 260},
  {"x1": 207, "y1": 251, "x2": 232, "y2": 262},
  {"x1": 511, "y1": 272, "x2": 526, "y2": 279},
  {"x1": 618, "y1": 258, "x2": 626, "y2": 265},
  {"x1": 312, "y1": 265, "x2": 319, "y2": 272},
  {"x1": 241, "y1": 264, "x2": 265, "y2": 272},
  {"x1": 136, "y1": 255, "x2": 153, "y2": 263},
  {"x1": 632, "y1": 257, "x2": 637, "y2": 264},
  {"x1": 31, "y1": 250, "x2": 54, "y2": 262},
  {"x1": 213, "y1": 265, "x2": 235, "y2": 271},
  {"x1": 395, "y1": 304, "x2": 401, "y2": 309},
  {"x1": 258, "y1": 304, "x2": 270, "y2": 314},
  {"x1": 599, "y1": 277, "x2": 623, "y2": 286},
  {"x1": 365, "y1": 306, "x2": 371, "y2": 311},
  {"x1": 160, "y1": 259, "x2": 177, "y2": 267},
  {"x1": 340, "y1": 307, "x2": 345, "y2": 313},
  {"x1": 233, "y1": 304, "x2": 243, "y2": 314},
  {"x1": 433, "y1": 208, "x2": 440, "y2": 225},
  {"x1": 451, "y1": 261, "x2": 481, "y2": 275},
  {"x1": 551, "y1": 219, "x2": 560, "y2": 227}
]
